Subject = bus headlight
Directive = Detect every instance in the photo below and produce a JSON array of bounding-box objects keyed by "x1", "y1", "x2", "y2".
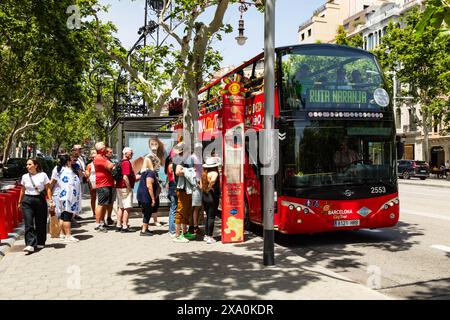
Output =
[
  {"x1": 374, "y1": 88, "x2": 389, "y2": 107},
  {"x1": 296, "y1": 206, "x2": 302, "y2": 212},
  {"x1": 288, "y1": 204, "x2": 294, "y2": 211}
]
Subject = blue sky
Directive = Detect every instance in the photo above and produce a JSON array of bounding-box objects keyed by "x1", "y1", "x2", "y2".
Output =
[{"x1": 99, "y1": 0, "x2": 325, "y2": 67}]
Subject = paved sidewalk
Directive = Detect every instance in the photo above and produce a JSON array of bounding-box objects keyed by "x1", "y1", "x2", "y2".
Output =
[
  {"x1": 0, "y1": 199, "x2": 391, "y2": 300},
  {"x1": 398, "y1": 176, "x2": 450, "y2": 188}
]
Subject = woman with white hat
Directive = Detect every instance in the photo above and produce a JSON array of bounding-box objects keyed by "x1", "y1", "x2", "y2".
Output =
[{"x1": 201, "y1": 157, "x2": 221, "y2": 244}]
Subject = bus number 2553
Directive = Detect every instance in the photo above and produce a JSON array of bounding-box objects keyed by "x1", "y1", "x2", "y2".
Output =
[{"x1": 371, "y1": 187, "x2": 386, "y2": 194}]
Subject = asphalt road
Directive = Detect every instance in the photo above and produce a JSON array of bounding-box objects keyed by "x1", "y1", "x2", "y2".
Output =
[{"x1": 272, "y1": 183, "x2": 450, "y2": 300}]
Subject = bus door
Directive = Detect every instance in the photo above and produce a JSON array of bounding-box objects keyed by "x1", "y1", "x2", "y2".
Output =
[{"x1": 244, "y1": 130, "x2": 262, "y2": 224}]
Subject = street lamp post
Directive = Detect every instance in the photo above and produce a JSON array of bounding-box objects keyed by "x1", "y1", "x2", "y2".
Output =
[
  {"x1": 263, "y1": 0, "x2": 275, "y2": 266},
  {"x1": 235, "y1": 0, "x2": 275, "y2": 266}
]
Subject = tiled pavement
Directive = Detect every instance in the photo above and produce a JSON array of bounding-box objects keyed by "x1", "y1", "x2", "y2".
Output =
[{"x1": 0, "y1": 198, "x2": 390, "y2": 300}]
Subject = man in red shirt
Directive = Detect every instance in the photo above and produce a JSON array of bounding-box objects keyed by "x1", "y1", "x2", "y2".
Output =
[
  {"x1": 93, "y1": 142, "x2": 115, "y2": 232},
  {"x1": 115, "y1": 147, "x2": 138, "y2": 232}
]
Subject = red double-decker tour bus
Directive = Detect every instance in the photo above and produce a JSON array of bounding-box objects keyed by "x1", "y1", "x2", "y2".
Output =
[{"x1": 197, "y1": 44, "x2": 399, "y2": 235}]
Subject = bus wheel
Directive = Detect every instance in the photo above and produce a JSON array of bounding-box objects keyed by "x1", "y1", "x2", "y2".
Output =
[{"x1": 402, "y1": 171, "x2": 410, "y2": 179}]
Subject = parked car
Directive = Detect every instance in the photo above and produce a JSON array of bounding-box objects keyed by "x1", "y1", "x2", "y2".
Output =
[
  {"x1": 3, "y1": 158, "x2": 28, "y2": 178},
  {"x1": 397, "y1": 160, "x2": 430, "y2": 180}
]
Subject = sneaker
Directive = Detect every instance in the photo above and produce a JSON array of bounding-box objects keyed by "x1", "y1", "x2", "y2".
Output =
[
  {"x1": 173, "y1": 234, "x2": 189, "y2": 243},
  {"x1": 193, "y1": 226, "x2": 202, "y2": 235},
  {"x1": 59, "y1": 234, "x2": 66, "y2": 240},
  {"x1": 95, "y1": 225, "x2": 108, "y2": 233},
  {"x1": 206, "y1": 237, "x2": 217, "y2": 244},
  {"x1": 155, "y1": 222, "x2": 162, "y2": 227},
  {"x1": 183, "y1": 232, "x2": 196, "y2": 240},
  {"x1": 23, "y1": 246, "x2": 34, "y2": 253},
  {"x1": 203, "y1": 235, "x2": 210, "y2": 242},
  {"x1": 64, "y1": 236, "x2": 79, "y2": 243},
  {"x1": 106, "y1": 218, "x2": 114, "y2": 226},
  {"x1": 116, "y1": 226, "x2": 123, "y2": 232},
  {"x1": 121, "y1": 227, "x2": 131, "y2": 233},
  {"x1": 140, "y1": 230, "x2": 153, "y2": 236},
  {"x1": 169, "y1": 233, "x2": 177, "y2": 239}
]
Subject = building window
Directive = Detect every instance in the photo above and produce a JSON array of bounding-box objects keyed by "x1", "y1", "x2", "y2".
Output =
[
  {"x1": 368, "y1": 33, "x2": 373, "y2": 50},
  {"x1": 408, "y1": 109, "x2": 417, "y2": 131},
  {"x1": 396, "y1": 108, "x2": 401, "y2": 129},
  {"x1": 308, "y1": 29, "x2": 312, "y2": 37},
  {"x1": 433, "y1": 116, "x2": 439, "y2": 133},
  {"x1": 320, "y1": 14, "x2": 325, "y2": 18},
  {"x1": 301, "y1": 33, "x2": 305, "y2": 41}
]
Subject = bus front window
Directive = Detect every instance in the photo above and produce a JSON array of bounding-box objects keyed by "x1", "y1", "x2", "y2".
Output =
[
  {"x1": 282, "y1": 121, "x2": 396, "y2": 194},
  {"x1": 281, "y1": 46, "x2": 387, "y2": 111}
]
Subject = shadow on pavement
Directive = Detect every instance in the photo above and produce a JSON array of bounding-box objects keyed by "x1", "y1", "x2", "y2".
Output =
[
  {"x1": 271, "y1": 221, "x2": 424, "y2": 272},
  {"x1": 117, "y1": 241, "x2": 322, "y2": 300},
  {"x1": 383, "y1": 277, "x2": 450, "y2": 299}
]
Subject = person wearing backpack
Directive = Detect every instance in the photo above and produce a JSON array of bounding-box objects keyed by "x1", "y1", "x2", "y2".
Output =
[
  {"x1": 93, "y1": 142, "x2": 115, "y2": 233},
  {"x1": 115, "y1": 147, "x2": 138, "y2": 232}
]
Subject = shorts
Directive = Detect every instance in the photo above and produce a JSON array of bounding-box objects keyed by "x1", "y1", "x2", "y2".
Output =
[
  {"x1": 61, "y1": 211, "x2": 74, "y2": 222},
  {"x1": 192, "y1": 188, "x2": 202, "y2": 207},
  {"x1": 117, "y1": 188, "x2": 133, "y2": 209},
  {"x1": 97, "y1": 186, "x2": 114, "y2": 205}
]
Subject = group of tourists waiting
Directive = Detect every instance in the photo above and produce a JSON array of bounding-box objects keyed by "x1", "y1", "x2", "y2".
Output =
[{"x1": 17, "y1": 139, "x2": 222, "y2": 254}]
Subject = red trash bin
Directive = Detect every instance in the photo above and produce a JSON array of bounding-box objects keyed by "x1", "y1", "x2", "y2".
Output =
[
  {"x1": 0, "y1": 193, "x2": 13, "y2": 235},
  {"x1": 8, "y1": 189, "x2": 20, "y2": 228},
  {"x1": 12, "y1": 187, "x2": 23, "y2": 223},
  {"x1": 0, "y1": 196, "x2": 8, "y2": 239}
]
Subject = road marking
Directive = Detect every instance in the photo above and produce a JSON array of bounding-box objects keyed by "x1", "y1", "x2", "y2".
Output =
[
  {"x1": 430, "y1": 245, "x2": 450, "y2": 253},
  {"x1": 401, "y1": 209, "x2": 450, "y2": 222}
]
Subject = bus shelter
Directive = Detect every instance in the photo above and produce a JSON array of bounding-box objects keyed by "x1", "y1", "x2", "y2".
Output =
[{"x1": 109, "y1": 116, "x2": 179, "y2": 206}]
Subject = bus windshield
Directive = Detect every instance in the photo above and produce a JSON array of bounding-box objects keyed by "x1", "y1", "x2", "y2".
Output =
[
  {"x1": 281, "y1": 119, "x2": 396, "y2": 194},
  {"x1": 281, "y1": 46, "x2": 389, "y2": 111}
]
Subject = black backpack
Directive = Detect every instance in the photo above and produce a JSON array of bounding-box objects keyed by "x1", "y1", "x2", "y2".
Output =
[{"x1": 112, "y1": 160, "x2": 124, "y2": 181}]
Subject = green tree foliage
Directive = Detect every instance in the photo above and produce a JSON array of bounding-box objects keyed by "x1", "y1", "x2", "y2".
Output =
[
  {"x1": 416, "y1": 0, "x2": 450, "y2": 36},
  {"x1": 374, "y1": 8, "x2": 450, "y2": 161},
  {"x1": 0, "y1": 0, "x2": 120, "y2": 160},
  {"x1": 335, "y1": 25, "x2": 363, "y2": 48},
  {"x1": 89, "y1": 0, "x2": 267, "y2": 146}
]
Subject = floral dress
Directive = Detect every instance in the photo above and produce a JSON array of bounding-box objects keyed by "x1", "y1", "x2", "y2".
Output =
[{"x1": 55, "y1": 166, "x2": 82, "y2": 214}]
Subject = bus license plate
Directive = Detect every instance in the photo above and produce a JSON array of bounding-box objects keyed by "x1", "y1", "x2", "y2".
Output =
[{"x1": 334, "y1": 220, "x2": 360, "y2": 227}]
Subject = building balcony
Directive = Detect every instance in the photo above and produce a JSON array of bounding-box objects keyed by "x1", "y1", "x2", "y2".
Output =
[
  {"x1": 401, "y1": 0, "x2": 424, "y2": 12},
  {"x1": 298, "y1": 19, "x2": 313, "y2": 32},
  {"x1": 366, "y1": 6, "x2": 401, "y2": 27}
]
